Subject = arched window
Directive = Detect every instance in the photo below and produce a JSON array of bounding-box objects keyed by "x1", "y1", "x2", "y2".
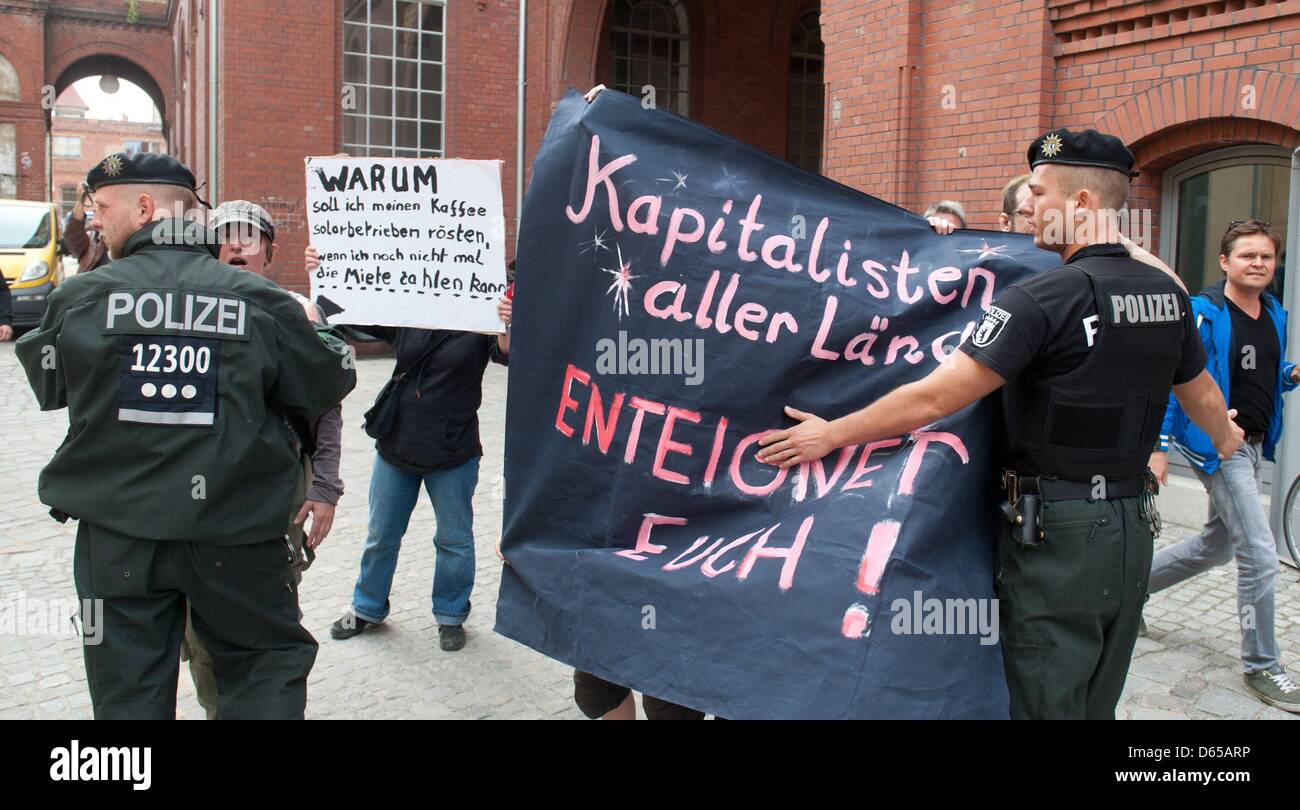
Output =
[
  {"x1": 0, "y1": 54, "x2": 19, "y2": 101},
  {"x1": 609, "y1": 0, "x2": 690, "y2": 116},
  {"x1": 1160, "y1": 145, "x2": 1291, "y2": 295},
  {"x1": 786, "y1": 10, "x2": 823, "y2": 173}
]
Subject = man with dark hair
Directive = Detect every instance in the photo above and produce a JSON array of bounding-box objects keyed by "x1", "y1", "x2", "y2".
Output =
[
  {"x1": 758, "y1": 128, "x2": 1242, "y2": 719},
  {"x1": 1147, "y1": 219, "x2": 1300, "y2": 713}
]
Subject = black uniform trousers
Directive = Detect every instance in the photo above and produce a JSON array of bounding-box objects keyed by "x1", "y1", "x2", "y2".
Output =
[
  {"x1": 995, "y1": 496, "x2": 1153, "y2": 719},
  {"x1": 73, "y1": 521, "x2": 317, "y2": 720}
]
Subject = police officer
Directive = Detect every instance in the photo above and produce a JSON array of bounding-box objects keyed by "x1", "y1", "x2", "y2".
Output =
[
  {"x1": 756, "y1": 129, "x2": 1245, "y2": 719},
  {"x1": 16, "y1": 153, "x2": 357, "y2": 720}
]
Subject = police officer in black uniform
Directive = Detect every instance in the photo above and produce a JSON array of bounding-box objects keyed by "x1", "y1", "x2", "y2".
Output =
[{"x1": 756, "y1": 128, "x2": 1245, "y2": 719}]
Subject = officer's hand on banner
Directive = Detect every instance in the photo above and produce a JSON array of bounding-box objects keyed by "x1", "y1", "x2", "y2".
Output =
[
  {"x1": 756, "y1": 406, "x2": 835, "y2": 468},
  {"x1": 295, "y1": 500, "x2": 336, "y2": 549},
  {"x1": 927, "y1": 215, "x2": 956, "y2": 236},
  {"x1": 1148, "y1": 451, "x2": 1169, "y2": 486},
  {"x1": 583, "y1": 84, "x2": 606, "y2": 103},
  {"x1": 0, "y1": 325, "x2": 13, "y2": 341},
  {"x1": 305, "y1": 244, "x2": 320, "y2": 273}
]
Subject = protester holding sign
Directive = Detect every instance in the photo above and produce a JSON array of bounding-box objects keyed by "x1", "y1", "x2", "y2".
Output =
[
  {"x1": 310, "y1": 245, "x2": 511, "y2": 652},
  {"x1": 304, "y1": 156, "x2": 508, "y2": 333},
  {"x1": 759, "y1": 128, "x2": 1243, "y2": 719}
]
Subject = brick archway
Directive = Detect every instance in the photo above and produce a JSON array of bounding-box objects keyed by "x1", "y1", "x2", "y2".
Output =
[
  {"x1": 1093, "y1": 70, "x2": 1300, "y2": 238},
  {"x1": 1133, "y1": 118, "x2": 1300, "y2": 174},
  {"x1": 558, "y1": 0, "x2": 723, "y2": 90},
  {"x1": 47, "y1": 44, "x2": 173, "y2": 134},
  {"x1": 1096, "y1": 69, "x2": 1300, "y2": 154}
]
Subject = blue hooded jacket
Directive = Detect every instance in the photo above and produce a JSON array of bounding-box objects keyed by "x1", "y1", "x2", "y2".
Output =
[{"x1": 1159, "y1": 281, "x2": 1297, "y2": 474}]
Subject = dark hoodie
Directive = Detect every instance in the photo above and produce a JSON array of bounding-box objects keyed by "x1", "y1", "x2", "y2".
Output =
[{"x1": 360, "y1": 325, "x2": 507, "y2": 474}]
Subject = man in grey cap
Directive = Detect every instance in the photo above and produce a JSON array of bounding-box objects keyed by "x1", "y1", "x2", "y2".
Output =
[{"x1": 163, "y1": 199, "x2": 349, "y2": 719}]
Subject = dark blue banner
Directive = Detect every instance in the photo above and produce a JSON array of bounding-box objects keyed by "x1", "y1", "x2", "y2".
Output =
[{"x1": 496, "y1": 89, "x2": 1059, "y2": 719}]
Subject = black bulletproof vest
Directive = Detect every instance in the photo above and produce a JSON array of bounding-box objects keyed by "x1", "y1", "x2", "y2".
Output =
[{"x1": 1004, "y1": 255, "x2": 1187, "y2": 482}]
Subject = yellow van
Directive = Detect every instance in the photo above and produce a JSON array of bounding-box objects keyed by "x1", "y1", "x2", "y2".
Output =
[{"x1": 0, "y1": 199, "x2": 62, "y2": 327}]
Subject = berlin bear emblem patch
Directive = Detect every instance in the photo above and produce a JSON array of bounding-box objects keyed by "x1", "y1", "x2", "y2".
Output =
[{"x1": 972, "y1": 305, "x2": 1011, "y2": 348}]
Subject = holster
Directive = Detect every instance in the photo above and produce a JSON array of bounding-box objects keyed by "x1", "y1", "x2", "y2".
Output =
[{"x1": 1000, "y1": 471, "x2": 1045, "y2": 549}]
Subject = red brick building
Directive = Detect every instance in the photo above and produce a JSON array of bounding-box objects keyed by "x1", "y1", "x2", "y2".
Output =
[
  {"x1": 0, "y1": 0, "x2": 1296, "y2": 293},
  {"x1": 49, "y1": 84, "x2": 166, "y2": 218}
]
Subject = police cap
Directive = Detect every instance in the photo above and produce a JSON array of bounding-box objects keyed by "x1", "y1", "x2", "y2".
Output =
[
  {"x1": 1027, "y1": 128, "x2": 1139, "y2": 178},
  {"x1": 86, "y1": 152, "x2": 200, "y2": 194}
]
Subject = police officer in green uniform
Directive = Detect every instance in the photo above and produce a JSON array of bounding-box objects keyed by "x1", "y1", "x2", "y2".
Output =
[
  {"x1": 16, "y1": 153, "x2": 357, "y2": 720},
  {"x1": 756, "y1": 129, "x2": 1245, "y2": 719}
]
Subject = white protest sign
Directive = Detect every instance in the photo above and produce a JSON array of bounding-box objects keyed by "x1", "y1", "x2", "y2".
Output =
[{"x1": 305, "y1": 157, "x2": 507, "y2": 333}]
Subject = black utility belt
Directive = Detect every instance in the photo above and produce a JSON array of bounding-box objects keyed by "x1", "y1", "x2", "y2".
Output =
[
  {"x1": 999, "y1": 470, "x2": 1160, "y2": 549},
  {"x1": 1014, "y1": 473, "x2": 1145, "y2": 501}
]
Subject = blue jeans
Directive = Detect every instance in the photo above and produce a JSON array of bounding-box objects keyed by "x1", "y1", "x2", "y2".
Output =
[
  {"x1": 1150, "y1": 441, "x2": 1281, "y2": 674},
  {"x1": 351, "y1": 454, "x2": 480, "y2": 626}
]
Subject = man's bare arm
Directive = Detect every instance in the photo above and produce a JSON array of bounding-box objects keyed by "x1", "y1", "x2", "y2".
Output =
[
  {"x1": 757, "y1": 352, "x2": 1006, "y2": 468},
  {"x1": 1119, "y1": 233, "x2": 1186, "y2": 293}
]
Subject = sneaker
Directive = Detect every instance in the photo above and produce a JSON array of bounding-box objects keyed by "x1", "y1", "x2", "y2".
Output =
[
  {"x1": 330, "y1": 612, "x2": 379, "y2": 640},
  {"x1": 438, "y1": 624, "x2": 466, "y2": 652},
  {"x1": 1243, "y1": 668, "x2": 1300, "y2": 713}
]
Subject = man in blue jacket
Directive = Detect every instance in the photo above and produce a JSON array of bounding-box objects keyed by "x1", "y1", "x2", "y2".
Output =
[{"x1": 1148, "y1": 219, "x2": 1300, "y2": 712}]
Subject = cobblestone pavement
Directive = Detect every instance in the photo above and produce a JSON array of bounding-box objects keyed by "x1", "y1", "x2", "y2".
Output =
[{"x1": 0, "y1": 339, "x2": 1296, "y2": 719}]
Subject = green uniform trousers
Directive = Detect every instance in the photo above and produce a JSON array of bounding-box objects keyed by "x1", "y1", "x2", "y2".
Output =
[
  {"x1": 181, "y1": 456, "x2": 313, "y2": 720},
  {"x1": 995, "y1": 496, "x2": 1153, "y2": 719},
  {"x1": 73, "y1": 521, "x2": 317, "y2": 720}
]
